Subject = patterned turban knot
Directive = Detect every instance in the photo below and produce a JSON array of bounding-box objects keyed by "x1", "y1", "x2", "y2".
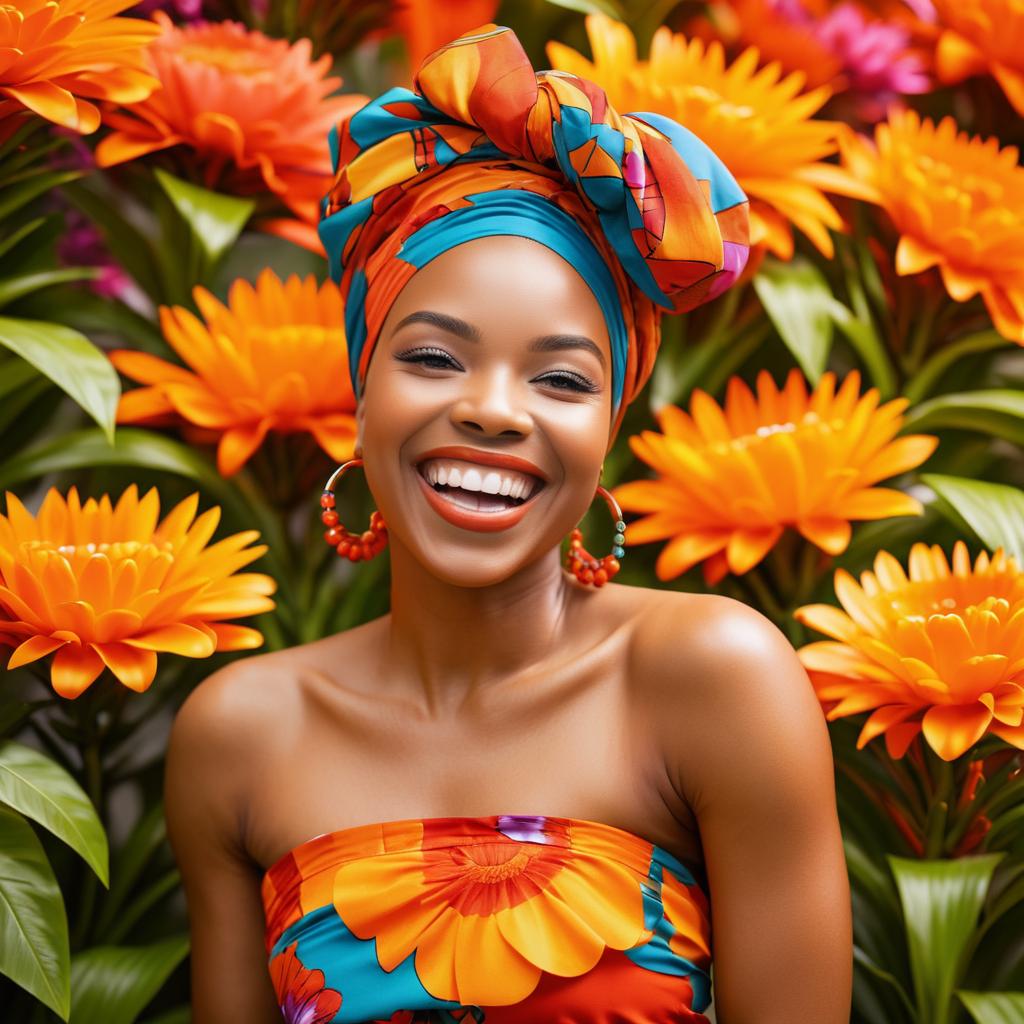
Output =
[{"x1": 319, "y1": 23, "x2": 750, "y2": 443}]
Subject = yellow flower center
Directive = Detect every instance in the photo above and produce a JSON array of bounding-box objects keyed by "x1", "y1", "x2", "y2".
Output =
[{"x1": 179, "y1": 42, "x2": 273, "y2": 77}]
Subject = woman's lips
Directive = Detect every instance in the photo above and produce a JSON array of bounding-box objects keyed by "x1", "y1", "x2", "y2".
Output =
[{"x1": 414, "y1": 466, "x2": 544, "y2": 533}]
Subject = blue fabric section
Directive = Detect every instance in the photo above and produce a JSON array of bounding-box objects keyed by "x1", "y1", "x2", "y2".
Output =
[
  {"x1": 272, "y1": 905, "x2": 460, "y2": 1022},
  {"x1": 395, "y1": 189, "x2": 629, "y2": 412},
  {"x1": 623, "y1": 857, "x2": 713, "y2": 1011},
  {"x1": 345, "y1": 268, "x2": 369, "y2": 391},
  {"x1": 550, "y1": 105, "x2": 667, "y2": 309},
  {"x1": 630, "y1": 111, "x2": 748, "y2": 214}
]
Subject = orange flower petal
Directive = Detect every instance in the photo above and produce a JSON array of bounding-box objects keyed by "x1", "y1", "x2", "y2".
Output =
[
  {"x1": 8, "y1": 634, "x2": 65, "y2": 669},
  {"x1": 921, "y1": 701, "x2": 993, "y2": 761},
  {"x1": 94, "y1": 643, "x2": 157, "y2": 693},
  {"x1": 209, "y1": 623, "x2": 264, "y2": 650},
  {"x1": 124, "y1": 622, "x2": 217, "y2": 657},
  {"x1": 51, "y1": 643, "x2": 105, "y2": 699}
]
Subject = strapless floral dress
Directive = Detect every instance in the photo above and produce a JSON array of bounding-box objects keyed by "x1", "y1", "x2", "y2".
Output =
[{"x1": 261, "y1": 814, "x2": 713, "y2": 1023}]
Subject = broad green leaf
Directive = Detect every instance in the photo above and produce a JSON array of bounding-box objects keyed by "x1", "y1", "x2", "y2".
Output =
[
  {"x1": 153, "y1": 168, "x2": 254, "y2": 270},
  {"x1": 958, "y1": 991, "x2": 1024, "y2": 1024},
  {"x1": 853, "y1": 945, "x2": 917, "y2": 1021},
  {"x1": 0, "y1": 268, "x2": 98, "y2": 310},
  {"x1": 69, "y1": 937, "x2": 189, "y2": 1024},
  {"x1": 922, "y1": 475, "x2": 1024, "y2": 564},
  {"x1": 904, "y1": 391, "x2": 1024, "y2": 447},
  {"x1": 0, "y1": 317, "x2": 119, "y2": 443},
  {"x1": 753, "y1": 257, "x2": 834, "y2": 382},
  {"x1": 0, "y1": 741, "x2": 108, "y2": 885},
  {"x1": 889, "y1": 854, "x2": 1004, "y2": 1024},
  {"x1": 0, "y1": 804, "x2": 70, "y2": 1019}
]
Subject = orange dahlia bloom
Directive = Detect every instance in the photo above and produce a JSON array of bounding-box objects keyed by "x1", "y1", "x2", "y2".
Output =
[
  {"x1": 547, "y1": 13, "x2": 856, "y2": 259},
  {"x1": 0, "y1": 0, "x2": 159, "y2": 132},
  {"x1": 796, "y1": 542, "x2": 1024, "y2": 761},
  {"x1": 0, "y1": 485, "x2": 276, "y2": 698},
  {"x1": 110, "y1": 269, "x2": 357, "y2": 477},
  {"x1": 95, "y1": 12, "x2": 365, "y2": 240},
  {"x1": 614, "y1": 369, "x2": 937, "y2": 583},
  {"x1": 838, "y1": 108, "x2": 1024, "y2": 344},
  {"x1": 933, "y1": 0, "x2": 1024, "y2": 115}
]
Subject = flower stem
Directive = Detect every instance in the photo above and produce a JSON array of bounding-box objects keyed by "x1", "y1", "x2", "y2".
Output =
[
  {"x1": 902, "y1": 329, "x2": 1006, "y2": 404},
  {"x1": 923, "y1": 752, "x2": 954, "y2": 859}
]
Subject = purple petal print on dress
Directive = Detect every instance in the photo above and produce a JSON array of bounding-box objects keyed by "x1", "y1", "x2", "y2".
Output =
[{"x1": 497, "y1": 815, "x2": 553, "y2": 843}]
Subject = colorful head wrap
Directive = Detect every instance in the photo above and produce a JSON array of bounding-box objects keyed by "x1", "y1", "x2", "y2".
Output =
[{"x1": 319, "y1": 23, "x2": 750, "y2": 442}]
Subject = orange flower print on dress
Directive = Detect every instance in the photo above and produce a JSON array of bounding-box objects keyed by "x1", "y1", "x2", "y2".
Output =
[
  {"x1": 269, "y1": 943, "x2": 342, "y2": 1024},
  {"x1": 662, "y1": 867, "x2": 712, "y2": 967},
  {"x1": 330, "y1": 817, "x2": 650, "y2": 1006}
]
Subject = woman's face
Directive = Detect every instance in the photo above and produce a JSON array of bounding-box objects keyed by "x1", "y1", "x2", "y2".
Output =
[{"x1": 356, "y1": 234, "x2": 614, "y2": 587}]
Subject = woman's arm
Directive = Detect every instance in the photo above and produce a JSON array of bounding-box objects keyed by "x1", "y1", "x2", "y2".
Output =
[
  {"x1": 644, "y1": 594, "x2": 853, "y2": 1024},
  {"x1": 165, "y1": 666, "x2": 282, "y2": 1024}
]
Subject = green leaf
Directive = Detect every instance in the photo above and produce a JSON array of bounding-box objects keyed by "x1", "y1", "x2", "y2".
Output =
[
  {"x1": 60, "y1": 180, "x2": 164, "y2": 303},
  {"x1": 542, "y1": 0, "x2": 624, "y2": 16},
  {"x1": 0, "y1": 317, "x2": 119, "y2": 443},
  {"x1": 69, "y1": 937, "x2": 189, "y2": 1024},
  {"x1": 140, "y1": 1007, "x2": 190, "y2": 1024},
  {"x1": 0, "y1": 268, "x2": 98, "y2": 310},
  {"x1": 0, "y1": 216, "x2": 49, "y2": 263},
  {"x1": 93, "y1": 801, "x2": 166, "y2": 941},
  {"x1": 0, "y1": 804, "x2": 70, "y2": 1020},
  {"x1": 753, "y1": 257, "x2": 834, "y2": 382},
  {"x1": 903, "y1": 391, "x2": 1024, "y2": 447},
  {"x1": 0, "y1": 741, "x2": 108, "y2": 885},
  {"x1": 153, "y1": 168, "x2": 254, "y2": 270},
  {"x1": 0, "y1": 170, "x2": 82, "y2": 223},
  {"x1": 825, "y1": 296, "x2": 897, "y2": 399},
  {"x1": 889, "y1": 854, "x2": 1004, "y2": 1024},
  {"x1": 957, "y1": 991, "x2": 1024, "y2": 1024},
  {"x1": 922, "y1": 475, "x2": 1024, "y2": 564}
]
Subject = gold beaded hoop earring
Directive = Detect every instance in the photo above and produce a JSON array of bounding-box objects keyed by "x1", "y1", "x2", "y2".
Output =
[
  {"x1": 319, "y1": 458, "x2": 388, "y2": 562},
  {"x1": 565, "y1": 483, "x2": 627, "y2": 588}
]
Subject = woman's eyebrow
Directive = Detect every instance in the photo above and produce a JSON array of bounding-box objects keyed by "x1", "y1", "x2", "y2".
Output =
[{"x1": 393, "y1": 311, "x2": 605, "y2": 369}]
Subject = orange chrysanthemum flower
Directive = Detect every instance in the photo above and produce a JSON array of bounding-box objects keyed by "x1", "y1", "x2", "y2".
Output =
[
  {"x1": 838, "y1": 108, "x2": 1024, "y2": 344},
  {"x1": 933, "y1": 0, "x2": 1024, "y2": 115},
  {"x1": 614, "y1": 369, "x2": 938, "y2": 583},
  {"x1": 0, "y1": 0, "x2": 159, "y2": 132},
  {"x1": 795, "y1": 542, "x2": 1024, "y2": 761},
  {"x1": 547, "y1": 13, "x2": 856, "y2": 259},
  {"x1": 0, "y1": 485, "x2": 276, "y2": 698},
  {"x1": 110, "y1": 269, "x2": 357, "y2": 477},
  {"x1": 95, "y1": 12, "x2": 365, "y2": 243}
]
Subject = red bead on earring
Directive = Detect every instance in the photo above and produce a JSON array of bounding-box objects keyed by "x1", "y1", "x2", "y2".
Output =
[
  {"x1": 320, "y1": 458, "x2": 388, "y2": 562},
  {"x1": 565, "y1": 483, "x2": 627, "y2": 588}
]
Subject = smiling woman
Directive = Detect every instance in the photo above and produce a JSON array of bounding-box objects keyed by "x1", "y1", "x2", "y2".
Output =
[{"x1": 163, "y1": 21, "x2": 853, "y2": 1024}]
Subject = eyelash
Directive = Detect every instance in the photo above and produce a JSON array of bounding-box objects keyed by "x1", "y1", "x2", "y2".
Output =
[{"x1": 395, "y1": 346, "x2": 600, "y2": 394}]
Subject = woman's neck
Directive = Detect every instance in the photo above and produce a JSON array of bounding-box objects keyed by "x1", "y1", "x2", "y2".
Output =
[{"x1": 382, "y1": 539, "x2": 579, "y2": 714}]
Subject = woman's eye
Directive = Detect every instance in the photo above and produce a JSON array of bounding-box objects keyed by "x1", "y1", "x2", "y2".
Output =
[
  {"x1": 537, "y1": 371, "x2": 600, "y2": 394},
  {"x1": 396, "y1": 347, "x2": 459, "y2": 370}
]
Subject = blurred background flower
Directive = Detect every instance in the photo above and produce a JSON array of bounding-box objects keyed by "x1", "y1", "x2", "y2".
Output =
[
  {"x1": 613, "y1": 369, "x2": 937, "y2": 583},
  {"x1": 838, "y1": 108, "x2": 1024, "y2": 343},
  {"x1": 110, "y1": 269, "x2": 357, "y2": 477},
  {"x1": 933, "y1": 0, "x2": 1024, "y2": 115},
  {"x1": 548, "y1": 13, "x2": 857, "y2": 260},
  {"x1": 796, "y1": 541, "x2": 1024, "y2": 760},
  {"x1": 95, "y1": 10, "x2": 366, "y2": 250},
  {"x1": 0, "y1": 0, "x2": 160, "y2": 132},
  {"x1": 0, "y1": 485, "x2": 275, "y2": 698}
]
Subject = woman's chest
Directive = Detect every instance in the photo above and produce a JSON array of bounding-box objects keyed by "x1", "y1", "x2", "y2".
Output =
[{"x1": 245, "y1": 642, "x2": 705, "y2": 880}]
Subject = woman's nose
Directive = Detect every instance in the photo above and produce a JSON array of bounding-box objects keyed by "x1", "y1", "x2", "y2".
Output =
[{"x1": 449, "y1": 368, "x2": 533, "y2": 437}]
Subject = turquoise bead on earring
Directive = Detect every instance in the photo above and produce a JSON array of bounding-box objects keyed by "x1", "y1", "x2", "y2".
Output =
[{"x1": 613, "y1": 520, "x2": 626, "y2": 559}]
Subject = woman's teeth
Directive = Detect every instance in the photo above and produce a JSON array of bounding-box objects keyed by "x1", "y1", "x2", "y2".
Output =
[{"x1": 418, "y1": 458, "x2": 541, "y2": 513}]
